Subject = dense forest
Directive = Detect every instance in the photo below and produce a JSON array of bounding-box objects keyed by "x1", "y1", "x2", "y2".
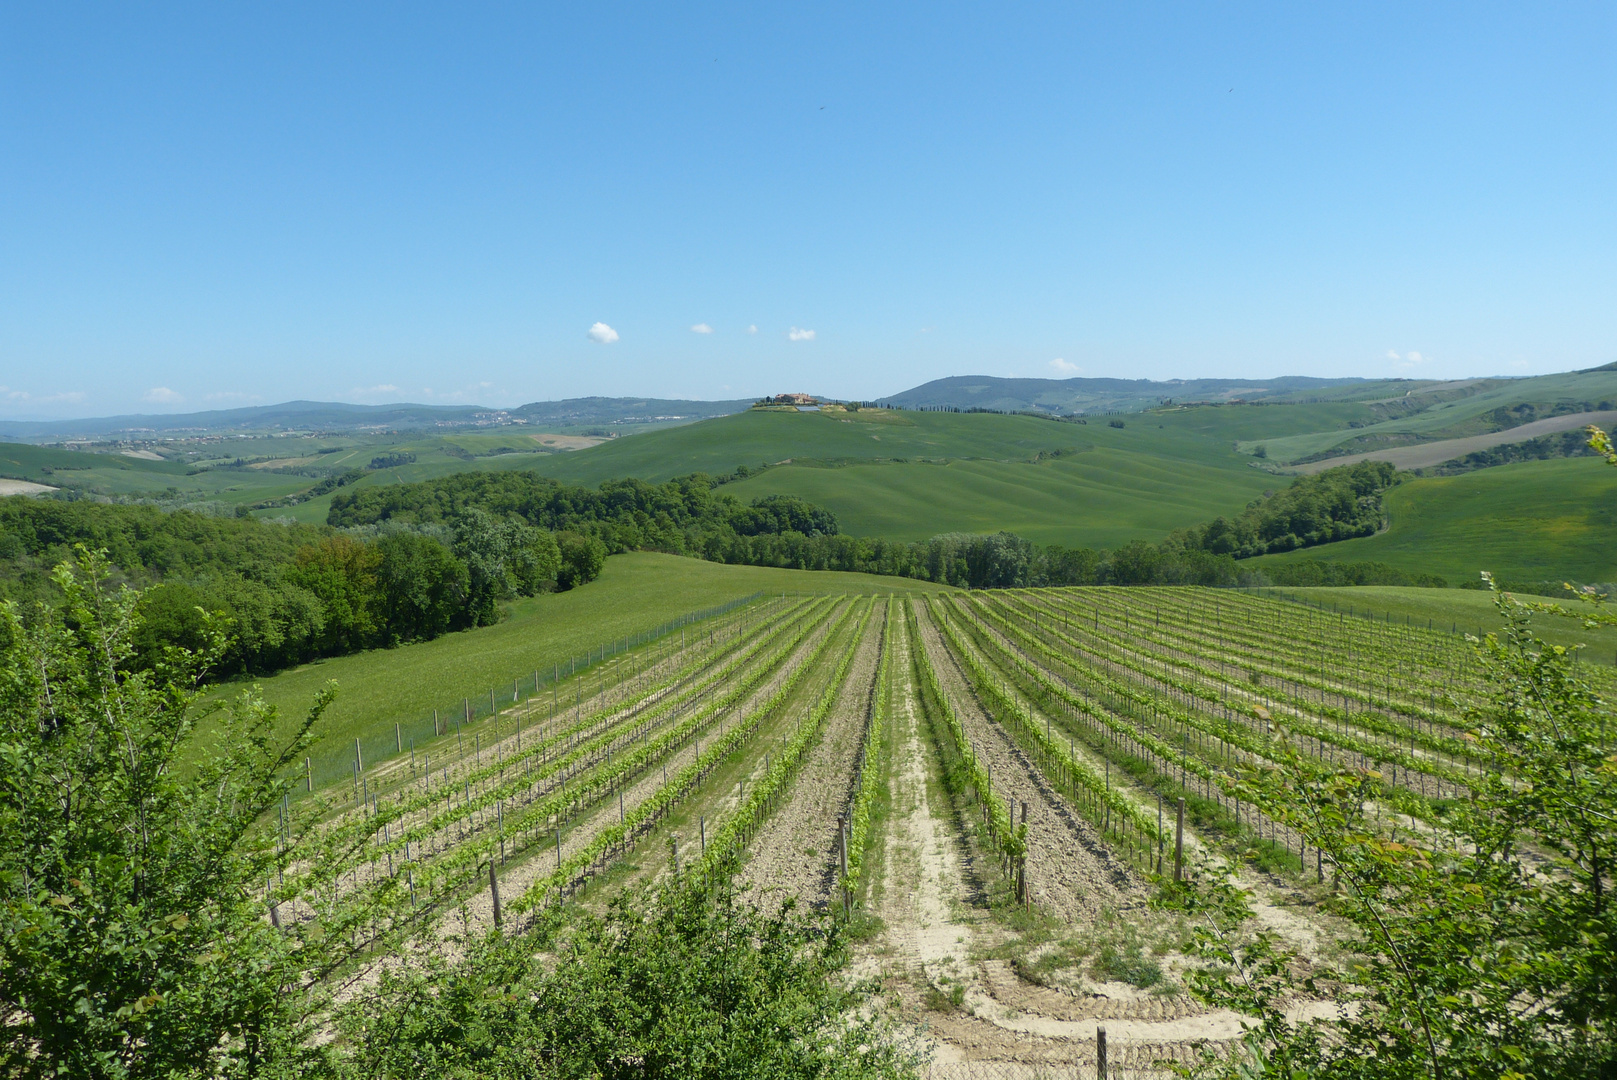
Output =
[{"x1": 1169, "y1": 460, "x2": 1400, "y2": 558}]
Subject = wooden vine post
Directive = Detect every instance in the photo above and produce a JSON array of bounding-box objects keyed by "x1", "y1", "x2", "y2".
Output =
[
  {"x1": 489, "y1": 860, "x2": 502, "y2": 929},
  {"x1": 1174, "y1": 796, "x2": 1186, "y2": 882},
  {"x1": 1017, "y1": 801, "x2": 1029, "y2": 907},
  {"x1": 838, "y1": 816, "x2": 851, "y2": 916}
]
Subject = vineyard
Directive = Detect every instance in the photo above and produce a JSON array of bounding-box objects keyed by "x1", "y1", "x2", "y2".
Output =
[{"x1": 278, "y1": 585, "x2": 1582, "y2": 1077}]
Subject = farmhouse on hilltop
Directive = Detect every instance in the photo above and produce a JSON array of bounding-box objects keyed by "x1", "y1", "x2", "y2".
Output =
[{"x1": 760, "y1": 392, "x2": 817, "y2": 406}]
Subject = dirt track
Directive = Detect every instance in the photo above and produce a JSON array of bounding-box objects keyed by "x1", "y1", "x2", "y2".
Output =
[
  {"x1": 739, "y1": 600, "x2": 884, "y2": 910},
  {"x1": 913, "y1": 602, "x2": 1141, "y2": 924},
  {"x1": 1289, "y1": 408, "x2": 1617, "y2": 473}
]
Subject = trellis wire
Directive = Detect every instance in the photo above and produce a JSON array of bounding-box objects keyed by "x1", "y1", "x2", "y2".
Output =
[{"x1": 305, "y1": 591, "x2": 764, "y2": 789}]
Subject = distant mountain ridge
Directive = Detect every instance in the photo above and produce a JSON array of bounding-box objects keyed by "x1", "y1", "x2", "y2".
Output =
[
  {"x1": 1, "y1": 368, "x2": 1574, "y2": 441},
  {"x1": 0, "y1": 396, "x2": 754, "y2": 442},
  {"x1": 874, "y1": 374, "x2": 1401, "y2": 414}
]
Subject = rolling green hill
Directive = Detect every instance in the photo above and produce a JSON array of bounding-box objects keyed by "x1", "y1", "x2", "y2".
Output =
[
  {"x1": 878, "y1": 373, "x2": 1409, "y2": 413},
  {"x1": 1246, "y1": 368, "x2": 1617, "y2": 465},
  {"x1": 502, "y1": 405, "x2": 1291, "y2": 548},
  {"x1": 264, "y1": 394, "x2": 1617, "y2": 570},
  {"x1": 0, "y1": 441, "x2": 183, "y2": 485},
  {"x1": 720, "y1": 452, "x2": 1260, "y2": 548},
  {"x1": 527, "y1": 406, "x2": 1085, "y2": 483},
  {"x1": 1252, "y1": 457, "x2": 1617, "y2": 585},
  {"x1": 14, "y1": 366, "x2": 1617, "y2": 584}
]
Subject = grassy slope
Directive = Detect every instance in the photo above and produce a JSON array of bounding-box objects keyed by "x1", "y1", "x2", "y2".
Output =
[
  {"x1": 227, "y1": 551, "x2": 951, "y2": 778},
  {"x1": 1255, "y1": 585, "x2": 1617, "y2": 656},
  {"x1": 1251, "y1": 457, "x2": 1617, "y2": 584},
  {"x1": 511, "y1": 405, "x2": 1302, "y2": 548},
  {"x1": 527, "y1": 407, "x2": 1081, "y2": 483},
  {"x1": 721, "y1": 451, "x2": 1259, "y2": 547},
  {"x1": 1251, "y1": 369, "x2": 1617, "y2": 463}
]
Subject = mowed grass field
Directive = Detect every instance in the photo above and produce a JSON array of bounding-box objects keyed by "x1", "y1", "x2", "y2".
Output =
[
  {"x1": 1252, "y1": 457, "x2": 1617, "y2": 585},
  {"x1": 1255, "y1": 584, "x2": 1617, "y2": 656},
  {"x1": 517, "y1": 406, "x2": 1289, "y2": 548},
  {"x1": 222, "y1": 551, "x2": 952, "y2": 780},
  {"x1": 723, "y1": 451, "x2": 1264, "y2": 548}
]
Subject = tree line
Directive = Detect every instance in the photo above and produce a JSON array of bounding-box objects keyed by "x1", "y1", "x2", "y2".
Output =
[
  {"x1": 0, "y1": 500, "x2": 607, "y2": 678},
  {"x1": 0, "y1": 461, "x2": 1439, "y2": 682},
  {"x1": 327, "y1": 463, "x2": 1439, "y2": 590},
  {"x1": 1165, "y1": 460, "x2": 1399, "y2": 558}
]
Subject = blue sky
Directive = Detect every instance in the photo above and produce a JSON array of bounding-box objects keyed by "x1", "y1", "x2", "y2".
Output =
[{"x1": 1, "y1": 3, "x2": 1613, "y2": 418}]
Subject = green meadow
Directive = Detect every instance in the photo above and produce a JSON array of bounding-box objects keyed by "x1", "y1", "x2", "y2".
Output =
[
  {"x1": 722, "y1": 450, "x2": 1266, "y2": 548},
  {"x1": 520, "y1": 405, "x2": 1292, "y2": 547},
  {"x1": 1252, "y1": 457, "x2": 1617, "y2": 585}
]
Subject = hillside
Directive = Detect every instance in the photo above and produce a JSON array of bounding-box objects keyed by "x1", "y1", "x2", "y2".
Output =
[
  {"x1": 1245, "y1": 367, "x2": 1617, "y2": 466},
  {"x1": 1252, "y1": 457, "x2": 1617, "y2": 585},
  {"x1": 229, "y1": 551, "x2": 952, "y2": 783},
  {"x1": 876, "y1": 373, "x2": 1403, "y2": 414},
  {"x1": 512, "y1": 405, "x2": 1286, "y2": 548},
  {"x1": 11, "y1": 365, "x2": 1617, "y2": 582}
]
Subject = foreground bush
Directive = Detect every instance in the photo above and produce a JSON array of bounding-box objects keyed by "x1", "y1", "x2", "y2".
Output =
[
  {"x1": 336, "y1": 878, "x2": 922, "y2": 1080},
  {"x1": 0, "y1": 550, "x2": 330, "y2": 1079}
]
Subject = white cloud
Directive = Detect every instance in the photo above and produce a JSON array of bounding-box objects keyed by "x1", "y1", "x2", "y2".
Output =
[
  {"x1": 1406, "y1": 350, "x2": 1424, "y2": 364},
  {"x1": 788, "y1": 327, "x2": 815, "y2": 342},
  {"x1": 587, "y1": 322, "x2": 619, "y2": 344},
  {"x1": 1049, "y1": 358, "x2": 1080, "y2": 375},
  {"x1": 691, "y1": 323, "x2": 714, "y2": 334},
  {"x1": 1386, "y1": 350, "x2": 1401, "y2": 360},
  {"x1": 143, "y1": 387, "x2": 183, "y2": 404},
  {"x1": 747, "y1": 324, "x2": 758, "y2": 334}
]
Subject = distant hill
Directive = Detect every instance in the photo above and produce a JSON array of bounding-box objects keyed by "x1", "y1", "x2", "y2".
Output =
[
  {"x1": 511, "y1": 397, "x2": 752, "y2": 427},
  {"x1": 0, "y1": 397, "x2": 753, "y2": 442},
  {"x1": 876, "y1": 374, "x2": 1412, "y2": 414}
]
